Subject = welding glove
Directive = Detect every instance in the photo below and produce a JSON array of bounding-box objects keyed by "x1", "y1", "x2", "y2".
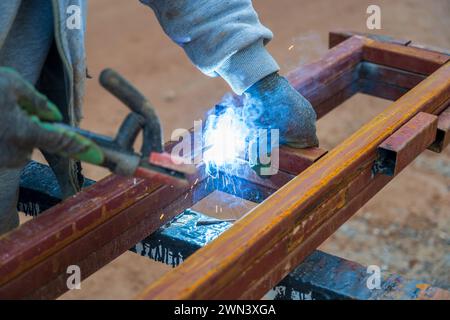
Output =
[
  {"x1": 243, "y1": 72, "x2": 319, "y2": 149},
  {"x1": 0, "y1": 67, "x2": 104, "y2": 169}
]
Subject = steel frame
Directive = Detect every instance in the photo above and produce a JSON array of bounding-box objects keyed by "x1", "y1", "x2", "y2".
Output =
[
  {"x1": 0, "y1": 31, "x2": 449, "y2": 299},
  {"x1": 13, "y1": 161, "x2": 449, "y2": 300}
]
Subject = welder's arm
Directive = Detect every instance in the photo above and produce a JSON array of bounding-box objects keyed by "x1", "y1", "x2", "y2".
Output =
[
  {"x1": 140, "y1": 0, "x2": 279, "y2": 95},
  {"x1": 0, "y1": 67, "x2": 104, "y2": 169},
  {"x1": 141, "y1": 0, "x2": 319, "y2": 148}
]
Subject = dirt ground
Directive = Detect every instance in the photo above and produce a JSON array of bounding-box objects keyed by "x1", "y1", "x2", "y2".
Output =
[{"x1": 41, "y1": 0, "x2": 450, "y2": 299}]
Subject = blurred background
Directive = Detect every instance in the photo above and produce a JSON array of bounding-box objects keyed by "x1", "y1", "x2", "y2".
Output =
[{"x1": 48, "y1": 0, "x2": 449, "y2": 299}]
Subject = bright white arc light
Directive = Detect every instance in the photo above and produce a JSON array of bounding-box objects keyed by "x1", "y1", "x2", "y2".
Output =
[{"x1": 203, "y1": 108, "x2": 250, "y2": 174}]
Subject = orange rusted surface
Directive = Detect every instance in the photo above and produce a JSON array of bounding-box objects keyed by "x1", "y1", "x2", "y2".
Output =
[{"x1": 139, "y1": 63, "x2": 450, "y2": 300}]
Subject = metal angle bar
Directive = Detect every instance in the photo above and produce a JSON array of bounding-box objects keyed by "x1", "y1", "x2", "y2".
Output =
[
  {"x1": 14, "y1": 158, "x2": 266, "y2": 299},
  {"x1": 138, "y1": 63, "x2": 450, "y2": 300},
  {"x1": 312, "y1": 82, "x2": 359, "y2": 118}
]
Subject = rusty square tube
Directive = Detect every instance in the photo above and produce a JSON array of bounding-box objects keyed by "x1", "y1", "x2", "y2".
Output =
[{"x1": 375, "y1": 112, "x2": 438, "y2": 176}]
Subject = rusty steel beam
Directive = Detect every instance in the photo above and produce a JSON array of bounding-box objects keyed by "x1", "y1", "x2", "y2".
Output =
[
  {"x1": 138, "y1": 62, "x2": 450, "y2": 299},
  {"x1": 407, "y1": 42, "x2": 450, "y2": 57},
  {"x1": 0, "y1": 175, "x2": 159, "y2": 284},
  {"x1": 375, "y1": 112, "x2": 438, "y2": 176}
]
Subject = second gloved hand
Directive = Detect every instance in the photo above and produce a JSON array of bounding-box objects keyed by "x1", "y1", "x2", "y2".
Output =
[
  {"x1": 243, "y1": 72, "x2": 319, "y2": 148},
  {"x1": 0, "y1": 67, "x2": 104, "y2": 169}
]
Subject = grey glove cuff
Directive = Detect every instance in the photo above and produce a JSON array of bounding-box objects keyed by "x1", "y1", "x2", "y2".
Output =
[
  {"x1": 245, "y1": 71, "x2": 283, "y2": 95},
  {"x1": 216, "y1": 40, "x2": 280, "y2": 95}
]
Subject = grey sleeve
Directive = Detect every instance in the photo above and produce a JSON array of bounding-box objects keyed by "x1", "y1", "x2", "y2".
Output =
[{"x1": 140, "y1": 0, "x2": 280, "y2": 94}]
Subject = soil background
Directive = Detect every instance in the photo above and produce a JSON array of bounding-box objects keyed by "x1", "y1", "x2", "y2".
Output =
[{"x1": 29, "y1": 0, "x2": 449, "y2": 299}]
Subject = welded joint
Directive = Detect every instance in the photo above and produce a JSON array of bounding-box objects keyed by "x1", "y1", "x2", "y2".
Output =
[{"x1": 373, "y1": 112, "x2": 438, "y2": 176}]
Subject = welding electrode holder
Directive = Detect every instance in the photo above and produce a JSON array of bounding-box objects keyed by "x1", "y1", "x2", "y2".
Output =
[{"x1": 58, "y1": 68, "x2": 164, "y2": 176}]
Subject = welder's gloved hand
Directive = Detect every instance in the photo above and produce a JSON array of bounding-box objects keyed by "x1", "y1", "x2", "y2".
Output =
[
  {"x1": 243, "y1": 72, "x2": 319, "y2": 148},
  {"x1": 0, "y1": 67, "x2": 104, "y2": 169}
]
